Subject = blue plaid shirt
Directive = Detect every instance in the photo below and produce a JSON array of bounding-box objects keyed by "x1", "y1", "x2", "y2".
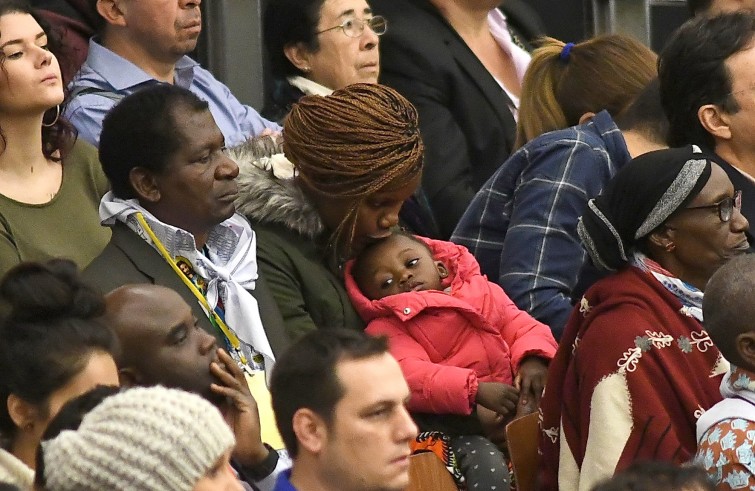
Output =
[{"x1": 451, "y1": 111, "x2": 630, "y2": 338}]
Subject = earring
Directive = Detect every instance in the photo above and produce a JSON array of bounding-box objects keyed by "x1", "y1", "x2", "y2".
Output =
[
  {"x1": 665, "y1": 242, "x2": 676, "y2": 252},
  {"x1": 42, "y1": 105, "x2": 60, "y2": 128},
  {"x1": 24, "y1": 422, "x2": 34, "y2": 431},
  {"x1": 302, "y1": 66, "x2": 311, "y2": 73}
]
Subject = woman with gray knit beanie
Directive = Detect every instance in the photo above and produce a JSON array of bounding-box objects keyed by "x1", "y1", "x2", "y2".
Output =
[{"x1": 36, "y1": 386, "x2": 242, "y2": 491}]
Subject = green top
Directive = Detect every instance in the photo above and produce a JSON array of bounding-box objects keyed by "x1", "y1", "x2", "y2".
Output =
[
  {"x1": 254, "y1": 222, "x2": 364, "y2": 341},
  {"x1": 0, "y1": 139, "x2": 111, "y2": 278}
]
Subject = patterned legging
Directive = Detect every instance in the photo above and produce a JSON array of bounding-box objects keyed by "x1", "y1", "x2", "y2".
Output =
[{"x1": 451, "y1": 435, "x2": 511, "y2": 491}]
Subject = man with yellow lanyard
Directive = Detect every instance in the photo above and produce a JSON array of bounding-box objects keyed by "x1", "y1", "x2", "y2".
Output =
[{"x1": 83, "y1": 84, "x2": 289, "y2": 373}]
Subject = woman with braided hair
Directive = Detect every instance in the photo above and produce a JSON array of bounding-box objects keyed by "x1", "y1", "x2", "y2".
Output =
[{"x1": 234, "y1": 83, "x2": 423, "y2": 340}]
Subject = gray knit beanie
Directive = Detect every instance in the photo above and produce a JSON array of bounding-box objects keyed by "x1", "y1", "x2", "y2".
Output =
[{"x1": 41, "y1": 386, "x2": 235, "y2": 491}]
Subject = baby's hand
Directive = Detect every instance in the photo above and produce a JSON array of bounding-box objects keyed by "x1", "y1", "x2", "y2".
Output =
[
  {"x1": 475, "y1": 382, "x2": 519, "y2": 417},
  {"x1": 514, "y1": 356, "x2": 549, "y2": 407},
  {"x1": 477, "y1": 405, "x2": 507, "y2": 450}
]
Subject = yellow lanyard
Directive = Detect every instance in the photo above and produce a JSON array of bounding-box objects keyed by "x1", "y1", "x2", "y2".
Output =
[{"x1": 134, "y1": 212, "x2": 251, "y2": 369}]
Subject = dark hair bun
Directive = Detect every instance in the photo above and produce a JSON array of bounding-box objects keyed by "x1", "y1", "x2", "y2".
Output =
[{"x1": 0, "y1": 259, "x2": 104, "y2": 324}]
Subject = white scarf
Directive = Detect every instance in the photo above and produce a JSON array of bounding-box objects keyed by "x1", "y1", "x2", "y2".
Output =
[
  {"x1": 630, "y1": 251, "x2": 704, "y2": 322},
  {"x1": 287, "y1": 75, "x2": 333, "y2": 97},
  {"x1": 0, "y1": 448, "x2": 34, "y2": 489},
  {"x1": 100, "y1": 192, "x2": 275, "y2": 372}
]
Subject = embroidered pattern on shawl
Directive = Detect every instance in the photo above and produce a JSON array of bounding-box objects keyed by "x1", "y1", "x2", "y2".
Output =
[{"x1": 538, "y1": 266, "x2": 724, "y2": 491}]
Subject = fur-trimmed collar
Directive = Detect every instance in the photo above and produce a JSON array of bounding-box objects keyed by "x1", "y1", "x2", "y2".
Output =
[{"x1": 231, "y1": 139, "x2": 325, "y2": 240}]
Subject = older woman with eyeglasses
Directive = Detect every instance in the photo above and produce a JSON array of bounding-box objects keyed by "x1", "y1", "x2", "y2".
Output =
[
  {"x1": 262, "y1": 0, "x2": 386, "y2": 121},
  {"x1": 537, "y1": 146, "x2": 749, "y2": 491}
]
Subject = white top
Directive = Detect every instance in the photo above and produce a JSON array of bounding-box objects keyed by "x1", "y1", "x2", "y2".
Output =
[
  {"x1": 487, "y1": 8, "x2": 531, "y2": 120},
  {"x1": 0, "y1": 447, "x2": 34, "y2": 489},
  {"x1": 286, "y1": 76, "x2": 333, "y2": 97}
]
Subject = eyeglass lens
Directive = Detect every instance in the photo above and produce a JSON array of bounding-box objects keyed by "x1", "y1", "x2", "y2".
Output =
[
  {"x1": 344, "y1": 17, "x2": 387, "y2": 37},
  {"x1": 720, "y1": 191, "x2": 742, "y2": 222}
]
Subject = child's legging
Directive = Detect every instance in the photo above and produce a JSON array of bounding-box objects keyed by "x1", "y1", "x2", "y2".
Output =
[{"x1": 450, "y1": 435, "x2": 511, "y2": 491}]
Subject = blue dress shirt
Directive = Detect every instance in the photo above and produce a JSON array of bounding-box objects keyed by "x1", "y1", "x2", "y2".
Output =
[{"x1": 65, "y1": 38, "x2": 280, "y2": 147}]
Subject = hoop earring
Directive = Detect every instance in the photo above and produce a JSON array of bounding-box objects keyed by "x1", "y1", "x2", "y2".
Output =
[{"x1": 42, "y1": 105, "x2": 60, "y2": 128}]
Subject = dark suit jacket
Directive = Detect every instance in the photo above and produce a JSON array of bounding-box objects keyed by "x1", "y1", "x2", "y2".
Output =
[
  {"x1": 373, "y1": 0, "x2": 521, "y2": 238},
  {"x1": 83, "y1": 222, "x2": 290, "y2": 356}
]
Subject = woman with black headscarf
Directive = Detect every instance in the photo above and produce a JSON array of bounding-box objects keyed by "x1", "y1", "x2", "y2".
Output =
[{"x1": 537, "y1": 146, "x2": 750, "y2": 491}]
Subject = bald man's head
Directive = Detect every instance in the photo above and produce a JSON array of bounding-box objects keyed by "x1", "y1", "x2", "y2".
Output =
[
  {"x1": 704, "y1": 254, "x2": 755, "y2": 369},
  {"x1": 102, "y1": 284, "x2": 220, "y2": 401}
]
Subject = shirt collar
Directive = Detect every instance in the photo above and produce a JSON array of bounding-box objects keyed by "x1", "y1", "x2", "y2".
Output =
[
  {"x1": 286, "y1": 76, "x2": 333, "y2": 97},
  {"x1": 732, "y1": 163, "x2": 755, "y2": 185},
  {"x1": 86, "y1": 37, "x2": 199, "y2": 90},
  {"x1": 590, "y1": 110, "x2": 631, "y2": 164},
  {"x1": 487, "y1": 9, "x2": 529, "y2": 83},
  {"x1": 274, "y1": 469, "x2": 298, "y2": 491}
]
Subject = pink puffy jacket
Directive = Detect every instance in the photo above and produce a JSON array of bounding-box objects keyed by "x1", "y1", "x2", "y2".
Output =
[{"x1": 344, "y1": 237, "x2": 557, "y2": 415}]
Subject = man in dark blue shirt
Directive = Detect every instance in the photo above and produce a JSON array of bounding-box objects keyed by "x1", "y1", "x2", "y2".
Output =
[{"x1": 270, "y1": 329, "x2": 418, "y2": 491}]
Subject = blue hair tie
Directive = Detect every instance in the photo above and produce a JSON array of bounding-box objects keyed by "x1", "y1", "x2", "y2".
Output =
[{"x1": 560, "y1": 42, "x2": 575, "y2": 62}]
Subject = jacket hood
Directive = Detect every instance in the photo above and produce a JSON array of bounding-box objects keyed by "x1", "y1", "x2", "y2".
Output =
[
  {"x1": 231, "y1": 139, "x2": 325, "y2": 240},
  {"x1": 344, "y1": 236, "x2": 485, "y2": 323}
]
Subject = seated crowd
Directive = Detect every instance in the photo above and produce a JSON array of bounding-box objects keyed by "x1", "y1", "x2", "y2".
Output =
[{"x1": 2, "y1": 0, "x2": 755, "y2": 489}]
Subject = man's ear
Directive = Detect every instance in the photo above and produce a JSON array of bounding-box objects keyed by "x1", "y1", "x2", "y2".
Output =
[
  {"x1": 117, "y1": 367, "x2": 141, "y2": 387},
  {"x1": 292, "y1": 408, "x2": 327, "y2": 455},
  {"x1": 283, "y1": 43, "x2": 314, "y2": 73},
  {"x1": 128, "y1": 167, "x2": 161, "y2": 204},
  {"x1": 7, "y1": 394, "x2": 40, "y2": 431},
  {"x1": 578, "y1": 112, "x2": 596, "y2": 125},
  {"x1": 435, "y1": 261, "x2": 449, "y2": 279},
  {"x1": 96, "y1": 0, "x2": 127, "y2": 27},
  {"x1": 736, "y1": 331, "x2": 755, "y2": 368},
  {"x1": 698, "y1": 103, "x2": 732, "y2": 142}
]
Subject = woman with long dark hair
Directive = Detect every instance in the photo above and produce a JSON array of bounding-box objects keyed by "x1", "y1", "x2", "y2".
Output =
[{"x1": 0, "y1": 0, "x2": 109, "y2": 278}]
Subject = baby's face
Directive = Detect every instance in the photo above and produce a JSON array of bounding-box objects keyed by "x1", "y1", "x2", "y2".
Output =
[{"x1": 356, "y1": 234, "x2": 446, "y2": 300}]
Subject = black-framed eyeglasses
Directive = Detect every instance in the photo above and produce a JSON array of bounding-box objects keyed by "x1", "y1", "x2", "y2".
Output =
[
  {"x1": 316, "y1": 16, "x2": 388, "y2": 38},
  {"x1": 684, "y1": 190, "x2": 742, "y2": 222}
]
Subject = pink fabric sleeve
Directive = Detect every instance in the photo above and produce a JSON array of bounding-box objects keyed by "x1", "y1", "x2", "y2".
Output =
[{"x1": 492, "y1": 282, "x2": 558, "y2": 370}]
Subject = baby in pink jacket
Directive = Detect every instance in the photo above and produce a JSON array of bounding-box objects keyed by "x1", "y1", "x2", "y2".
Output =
[{"x1": 345, "y1": 232, "x2": 558, "y2": 488}]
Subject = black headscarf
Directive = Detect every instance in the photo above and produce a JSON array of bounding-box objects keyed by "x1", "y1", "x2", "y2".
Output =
[{"x1": 578, "y1": 145, "x2": 713, "y2": 271}]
